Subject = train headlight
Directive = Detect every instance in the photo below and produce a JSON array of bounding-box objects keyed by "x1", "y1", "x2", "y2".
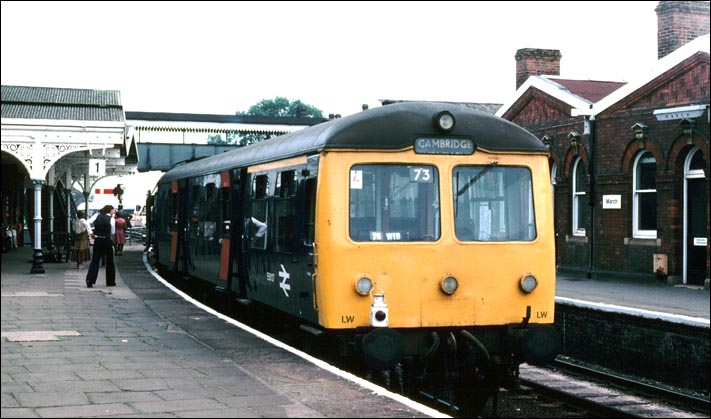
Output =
[
  {"x1": 434, "y1": 111, "x2": 456, "y2": 132},
  {"x1": 520, "y1": 274, "x2": 538, "y2": 293},
  {"x1": 355, "y1": 277, "x2": 373, "y2": 296},
  {"x1": 440, "y1": 276, "x2": 459, "y2": 295}
]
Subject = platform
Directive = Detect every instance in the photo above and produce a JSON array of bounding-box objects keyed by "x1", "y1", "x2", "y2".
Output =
[{"x1": 1, "y1": 245, "x2": 441, "y2": 418}]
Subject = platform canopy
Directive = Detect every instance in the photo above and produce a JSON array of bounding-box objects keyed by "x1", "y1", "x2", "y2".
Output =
[{"x1": 1, "y1": 85, "x2": 134, "y2": 186}]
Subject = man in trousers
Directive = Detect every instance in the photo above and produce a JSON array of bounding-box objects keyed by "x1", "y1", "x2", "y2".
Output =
[{"x1": 85, "y1": 205, "x2": 116, "y2": 287}]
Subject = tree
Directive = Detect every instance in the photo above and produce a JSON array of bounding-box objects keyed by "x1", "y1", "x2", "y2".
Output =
[
  {"x1": 207, "y1": 97, "x2": 324, "y2": 146},
  {"x1": 237, "y1": 97, "x2": 324, "y2": 118},
  {"x1": 207, "y1": 134, "x2": 227, "y2": 145}
]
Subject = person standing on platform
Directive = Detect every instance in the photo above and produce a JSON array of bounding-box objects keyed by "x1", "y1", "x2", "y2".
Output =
[
  {"x1": 70, "y1": 210, "x2": 92, "y2": 269},
  {"x1": 113, "y1": 212, "x2": 128, "y2": 256},
  {"x1": 85, "y1": 205, "x2": 116, "y2": 288}
]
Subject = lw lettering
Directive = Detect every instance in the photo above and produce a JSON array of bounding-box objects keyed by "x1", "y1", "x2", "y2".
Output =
[
  {"x1": 341, "y1": 315, "x2": 355, "y2": 323},
  {"x1": 536, "y1": 311, "x2": 548, "y2": 319}
]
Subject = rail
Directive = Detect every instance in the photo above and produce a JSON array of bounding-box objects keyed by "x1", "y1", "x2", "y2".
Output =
[{"x1": 551, "y1": 358, "x2": 710, "y2": 414}]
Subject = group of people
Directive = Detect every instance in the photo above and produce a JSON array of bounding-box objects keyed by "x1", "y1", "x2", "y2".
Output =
[{"x1": 70, "y1": 204, "x2": 130, "y2": 288}]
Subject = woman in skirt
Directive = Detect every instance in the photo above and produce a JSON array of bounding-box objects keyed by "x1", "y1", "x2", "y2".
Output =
[{"x1": 71, "y1": 210, "x2": 92, "y2": 269}]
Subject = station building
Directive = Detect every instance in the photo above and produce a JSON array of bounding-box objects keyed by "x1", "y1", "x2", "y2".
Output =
[{"x1": 498, "y1": 1, "x2": 710, "y2": 287}]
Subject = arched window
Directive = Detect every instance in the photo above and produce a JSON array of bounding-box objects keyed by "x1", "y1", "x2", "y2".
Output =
[
  {"x1": 632, "y1": 151, "x2": 657, "y2": 238},
  {"x1": 572, "y1": 157, "x2": 587, "y2": 236}
]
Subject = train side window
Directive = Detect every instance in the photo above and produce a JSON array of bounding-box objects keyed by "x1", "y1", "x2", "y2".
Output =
[
  {"x1": 170, "y1": 188, "x2": 177, "y2": 233},
  {"x1": 250, "y1": 200, "x2": 268, "y2": 250},
  {"x1": 276, "y1": 170, "x2": 296, "y2": 197},
  {"x1": 253, "y1": 174, "x2": 269, "y2": 198},
  {"x1": 159, "y1": 185, "x2": 174, "y2": 235},
  {"x1": 189, "y1": 183, "x2": 202, "y2": 233},
  {"x1": 191, "y1": 184, "x2": 202, "y2": 201},
  {"x1": 206, "y1": 182, "x2": 216, "y2": 201},
  {"x1": 304, "y1": 177, "x2": 316, "y2": 244},
  {"x1": 221, "y1": 185, "x2": 230, "y2": 234},
  {"x1": 274, "y1": 171, "x2": 299, "y2": 252},
  {"x1": 204, "y1": 182, "x2": 217, "y2": 241},
  {"x1": 250, "y1": 174, "x2": 269, "y2": 250},
  {"x1": 274, "y1": 198, "x2": 296, "y2": 252}
]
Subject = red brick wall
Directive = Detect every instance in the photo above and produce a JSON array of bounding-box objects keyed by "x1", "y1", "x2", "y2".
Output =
[
  {"x1": 504, "y1": 56, "x2": 709, "y2": 280},
  {"x1": 515, "y1": 49, "x2": 561, "y2": 89}
]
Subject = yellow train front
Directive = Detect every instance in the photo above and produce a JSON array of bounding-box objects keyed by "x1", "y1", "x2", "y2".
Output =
[{"x1": 150, "y1": 102, "x2": 559, "y2": 413}]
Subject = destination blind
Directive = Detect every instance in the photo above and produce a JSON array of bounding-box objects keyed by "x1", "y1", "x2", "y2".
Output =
[{"x1": 414, "y1": 138, "x2": 475, "y2": 155}]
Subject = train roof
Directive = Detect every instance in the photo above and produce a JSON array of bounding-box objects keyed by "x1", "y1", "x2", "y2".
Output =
[{"x1": 159, "y1": 102, "x2": 546, "y2": 183}]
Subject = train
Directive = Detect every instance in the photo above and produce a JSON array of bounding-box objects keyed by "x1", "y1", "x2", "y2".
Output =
[{"x1": 148, "y1": 101, "x2": 560, "y2": 414}]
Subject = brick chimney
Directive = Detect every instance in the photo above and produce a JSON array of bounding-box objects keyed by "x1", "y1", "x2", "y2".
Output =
[
  {"x1": 656, "y1": 1, "x2": 710, "y2": 59},
  {"x1": 515, "y1": 48, "x2": 562, "y2": 89}
]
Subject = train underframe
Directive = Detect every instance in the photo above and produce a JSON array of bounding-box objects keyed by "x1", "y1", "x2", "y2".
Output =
[{"x1": 328, "y1": 320, "x2": 559, "y2": 416}]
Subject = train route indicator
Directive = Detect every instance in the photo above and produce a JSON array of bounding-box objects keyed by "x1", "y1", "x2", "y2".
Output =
[{"x1": 415, "y1": 138, "x2": 474, "y2": 155}]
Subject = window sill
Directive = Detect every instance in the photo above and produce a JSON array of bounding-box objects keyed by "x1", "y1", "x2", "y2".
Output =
[
  {"x1": 565, "y1": 235, "x2": 588, "y2": 243},
  {"x1": 624, "y1": 238, "x2": 661, "y2": 246}
]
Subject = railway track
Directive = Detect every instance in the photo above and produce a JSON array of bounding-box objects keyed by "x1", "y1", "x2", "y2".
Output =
[
  {"x1": 517, "y1": 359, "x2": 709, "y2": 418},
  {"x1": 158, "y1": 268, "x2": 708, "y2": 419}
]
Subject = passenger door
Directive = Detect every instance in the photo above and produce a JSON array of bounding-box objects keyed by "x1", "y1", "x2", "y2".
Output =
[{"x1": 244, "y1": 162, "x2": 318, "y2": 323}]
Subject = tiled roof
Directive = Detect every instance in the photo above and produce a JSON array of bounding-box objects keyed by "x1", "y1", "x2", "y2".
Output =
[
  {"x1": 462, "y1": 103, "x2": 502, "y2": 114},
  {"x1": 1, "y1": 85, "x2": 124, "y2": 122},
  {"x1": 550, "y1": 79, "x2": 626, "y2": 103}
]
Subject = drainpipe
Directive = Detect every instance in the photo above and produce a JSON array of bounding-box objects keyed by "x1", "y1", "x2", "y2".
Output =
[{"x1": 584, "y1": 116, "x2": 596, "y2": 279}]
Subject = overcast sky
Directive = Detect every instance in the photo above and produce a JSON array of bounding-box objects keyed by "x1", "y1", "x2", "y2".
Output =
[{"x1": 2, "y1": 1, "x2": 665, "y2": 118}]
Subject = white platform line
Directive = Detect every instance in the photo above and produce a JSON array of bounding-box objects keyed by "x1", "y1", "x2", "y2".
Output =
[
  {"x1": 142, "y1": 252, "x2": 449, "y2": 418},
  {"x1": 556, "y1": 296, "x2": 710, "y2": 328}
]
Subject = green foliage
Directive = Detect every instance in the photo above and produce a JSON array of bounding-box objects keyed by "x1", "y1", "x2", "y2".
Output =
[
  {"x1": 207, "y1": 134, "x2": 227, "y2": 145},
  {"x1": 235, "y1": 132, "x2": 271, "y2": 147},
  {"x1": 207, "y1": 97, "x2": 324, "y2": 146},
  {"x1": 232, "y1": 97, "x2": 324, "y2": 145},
  {"x1": 237, "y1": 97, "x2": 324, "y2": 118}
]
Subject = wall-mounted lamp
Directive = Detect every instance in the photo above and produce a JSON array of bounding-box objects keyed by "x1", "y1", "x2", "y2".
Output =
[
  {"x1": 541, "y1": 134, "x2": 555, "y2": 152},
  {"x1": 631, "y1": 122, "x2": 648, "y2": 148},
  {"x1": 679, "y1": 118, "x2": 696, "y2": 145},
  {"x1": 568, "y1": 131, "x2": 581, "y2": 156}
]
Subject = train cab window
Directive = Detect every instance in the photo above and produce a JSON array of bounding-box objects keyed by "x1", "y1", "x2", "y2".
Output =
[
  {"x1": 349, "y1": 164, "x2": 440, "y2": 242},
  {"x1": 453, "y1": 165, "x2": 536, "y2": 242}
]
